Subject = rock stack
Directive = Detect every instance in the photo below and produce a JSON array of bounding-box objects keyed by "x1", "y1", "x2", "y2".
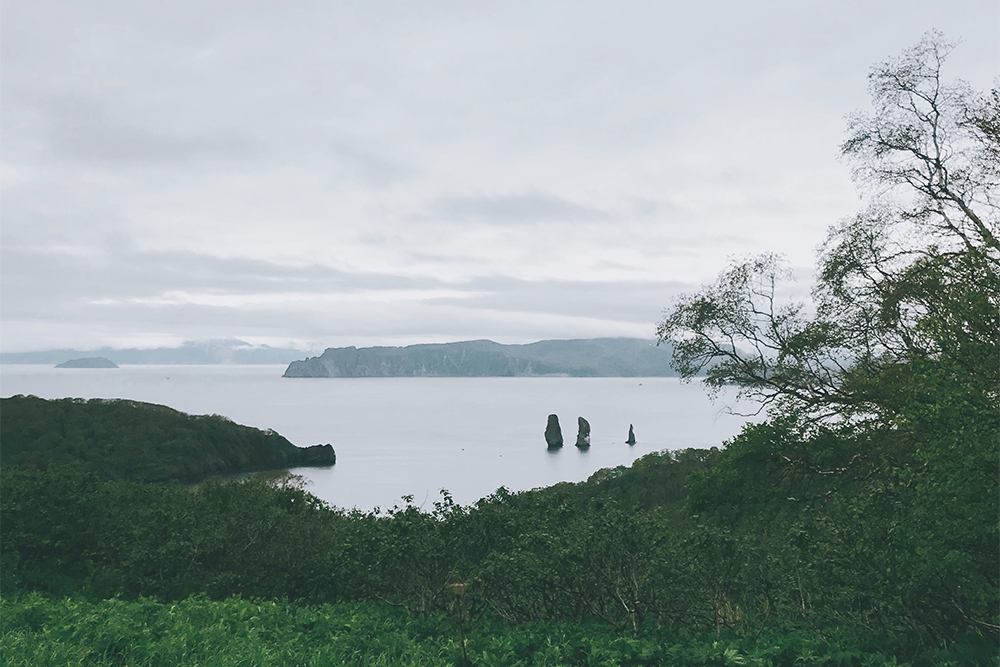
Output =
[
  {"x1": 300, "y1": 444, "x2": 337, "y2": 465},
  {"x1": 544, "y1": 414, "x2": 563, "y2": 449},
  {"x1": 626, "y1": 424, "x2": 636, "y2": 445},
  {"x1": 576, "y1": 417, "x2": 591, "y2": 448}
]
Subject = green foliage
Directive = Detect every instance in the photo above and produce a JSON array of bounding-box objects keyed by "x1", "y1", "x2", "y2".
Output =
[
  {"x1": 1, "y1": 467, "x2": 344, "y2": 602},
  {"x1": 0, "y1": 451, "x2": 718, "y2": 632},
  {"x1": 8, "y1": 593, "x2": 982, "y2": 667},
  {"x1": 0, "y1": 395, "x2": 331, "y2": 483},
  {"x1": 3, "y1": 443, "x2": 994, "y2": 664},
  {"x1": 658, "y1": 32, "x2": 999, "y2": 647},
  {"x1": 568, "y1": 448, "x2": 719, "y2": 519}
]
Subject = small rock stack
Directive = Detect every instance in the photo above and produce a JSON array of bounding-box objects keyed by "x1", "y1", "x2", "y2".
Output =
[{"x1": 576, "y1": 417, "x2": 591, "y2": 449}]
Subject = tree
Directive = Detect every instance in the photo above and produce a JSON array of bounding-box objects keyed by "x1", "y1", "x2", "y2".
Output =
[
  {"x1": 657, "y1": 32, "x2": 999, "y2": 642},
  {"x1": 658, "y1": 31, "x2": 997, "y2": 424}
]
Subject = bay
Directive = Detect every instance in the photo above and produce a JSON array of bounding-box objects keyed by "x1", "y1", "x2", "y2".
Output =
[{"x1": 0, "y1": 365, "x2": 752, "y2": 511}]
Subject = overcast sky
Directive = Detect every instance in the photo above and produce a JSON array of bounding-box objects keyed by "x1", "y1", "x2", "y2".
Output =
[{"x1": 2, "y1": 1, "x2": 997, "y2": 352}]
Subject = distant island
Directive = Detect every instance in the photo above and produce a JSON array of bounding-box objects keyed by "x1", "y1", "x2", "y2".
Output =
[
  {"x1": 284, "y1": 338, "x2": 677, "y2": 378},
  {"x1": 0, "y1": 395, "x2": 335, "y2": 483},
  {"x1": 55, "y1": 356, "x2": 119, "y2": 369}
]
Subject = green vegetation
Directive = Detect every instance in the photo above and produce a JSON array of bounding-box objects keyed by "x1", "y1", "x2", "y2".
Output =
[
  {"x1": 0, "y1": 395, "x2": 334, "y2": 483},
  {"x1": 1, "y1": 33, "x2": 996, "y2": 666},
  {"x1": 8, "y1": 593, "x2": 965, "y2": 667},
  {"x1": 659, "y1": 32, "x2": 998, "y2": 415},
  {"x1": 657, "y1": 31, "x2": 998, "y2": 645},
  {"x1": 3, "y1": 449, "x2": 996, "y2": 664},
  {"x1": 283, "y1": 337, "x2": 675, "y2": 377}
]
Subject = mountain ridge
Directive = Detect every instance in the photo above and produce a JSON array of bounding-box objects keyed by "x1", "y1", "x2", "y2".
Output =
[{"x1": 0, "y1": 339, "x2": 312, "y2": 366}]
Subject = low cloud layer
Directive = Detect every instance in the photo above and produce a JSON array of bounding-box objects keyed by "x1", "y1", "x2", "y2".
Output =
[
  {"x1": 0, "y1": 242, "x2": 692, "y2": 350},
  {"x1": 429, "y1": 192, "x2": 610, "y2": 225}
]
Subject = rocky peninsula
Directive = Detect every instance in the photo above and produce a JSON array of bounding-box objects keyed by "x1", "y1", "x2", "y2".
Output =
[{"x1": 0, "y1": 395, "x2": 335, "y2": 483}]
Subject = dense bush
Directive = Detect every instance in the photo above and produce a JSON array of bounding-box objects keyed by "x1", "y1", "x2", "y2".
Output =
[{"x1": 3, "y1": 446, "x2": 996, "y2": 664}]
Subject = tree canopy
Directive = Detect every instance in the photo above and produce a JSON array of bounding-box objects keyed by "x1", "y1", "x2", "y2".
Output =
[
  {"x1": 659, "y1": 32, "x2": 997, "y2": 421},
  {"x1": 658, "y1": 31, "x2": 998, "y2": 642}
]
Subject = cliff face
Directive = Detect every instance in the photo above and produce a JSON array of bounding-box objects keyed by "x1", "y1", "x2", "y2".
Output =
[{"x1": 284, "y1": 338, "x2": 676, "y2": 378}]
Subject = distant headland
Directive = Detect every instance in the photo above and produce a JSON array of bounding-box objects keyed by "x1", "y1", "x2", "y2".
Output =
[{"x1": 283, "y1": 338, "x2": 676, "y2": 378}]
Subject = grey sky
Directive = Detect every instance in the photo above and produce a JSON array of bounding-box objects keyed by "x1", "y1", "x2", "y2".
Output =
[{"x1": 2, "y1": 1, "x2": 997, "y2": 352}]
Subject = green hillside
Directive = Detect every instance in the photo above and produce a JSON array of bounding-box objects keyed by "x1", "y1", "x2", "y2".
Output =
[{"x1": 0, "y1": 395, "x2": 334, "y2": 483}]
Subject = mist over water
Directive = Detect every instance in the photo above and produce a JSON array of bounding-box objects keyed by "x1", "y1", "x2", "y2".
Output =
[{"x1": 0, "y1": 365, "x2": 753, "y2": 511}]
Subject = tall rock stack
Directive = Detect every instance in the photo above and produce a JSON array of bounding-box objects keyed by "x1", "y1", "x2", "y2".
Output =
[
  {"x1": 576, "y1": 417, "x2": 591, "y2": 448},
  {"x1": 544, "y1": 414, "x2": 563, "y2": 449},
  {"x1": 626, "y1": 424, "x2": 636, "y2": 445}
]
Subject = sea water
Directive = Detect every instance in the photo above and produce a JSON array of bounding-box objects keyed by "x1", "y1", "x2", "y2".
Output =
[{"x1": 0, "y1": 365, "x2": 754, "y2": 511}]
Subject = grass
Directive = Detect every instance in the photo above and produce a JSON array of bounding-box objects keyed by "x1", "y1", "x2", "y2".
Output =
[{"x1": 8, "y1": 592, "x2": 986, "y2": 667}]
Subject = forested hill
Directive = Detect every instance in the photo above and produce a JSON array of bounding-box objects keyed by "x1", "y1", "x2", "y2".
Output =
[
  {"x1": 284, "y1": 338, "x2": 676, "y2": 378},
  {"x1": 0, "y1": 395, "x2": 335, "y2": 483}
]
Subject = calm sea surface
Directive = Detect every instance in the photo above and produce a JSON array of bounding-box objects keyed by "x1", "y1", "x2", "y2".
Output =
[{"x1": 0, "y1": 365, "x2": 753, "y2": 511}]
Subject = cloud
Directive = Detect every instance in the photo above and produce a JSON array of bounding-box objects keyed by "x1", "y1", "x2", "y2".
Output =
[
  {"x1": 39, "y1": 94, "x2": 257, "y2": 164},
  {"x1": 428, "y1": 276, "x2": 686, "y2": 324},
  {"x1": 0, "y1": 242, "x2": 689, "y2": 351},
  {"x1": 428, "y1": 191, "x2": 610, "y2": 225},
  {"x1": 0, "y1": 244, "x2": 438, "y2": 314},
  {"x1": 327, "y1": 141, "x2": 415, "y2": 187}
]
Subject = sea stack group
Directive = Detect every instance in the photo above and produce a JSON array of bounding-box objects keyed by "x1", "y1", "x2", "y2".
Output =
[{"x1": 543, "y1": 416, "x2": 636, "y2": 448}]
